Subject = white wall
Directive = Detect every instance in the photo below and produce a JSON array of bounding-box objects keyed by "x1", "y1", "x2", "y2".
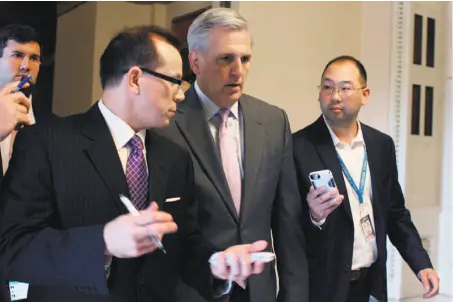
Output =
[
  {"x1": 53, "y1": 2, "x2": 155, "y2": 116},
  {"x1": 53, "y1": 2, "x2": 96, "y2": 116},
  {"x1": 53, "y1": 1, "x2": 215, "y2": 116},
  {"x1": 237, "y1": 1, "x2": 395, "y2": 133},
  {"x1": 399, "y1": 2, "x2": 448, "y2": 295},
  {"x1": 437, "y1": 0, "x2": 453, "y2": 296},
  {"x1": 359, "y1": 2, "x2": 393, "y2": 133},
  {"x1": 166, "y1": 1, "x2": 211, "y2": 29},
  {"x1": 92, "y1": 1, "x2": 154, "y2": 101}
]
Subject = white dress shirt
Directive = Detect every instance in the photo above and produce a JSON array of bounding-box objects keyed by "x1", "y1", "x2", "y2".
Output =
[
  {"x1": 98, "y1": 100, "x2": 147, "y2": 172},
  {"x1": 99, "y1": 100, "x2": 231, "y2": 296},
  {"x1": 194, "y1": 81, "x2": 244, "y2": 177},
  {"x1": 98, "y1": 100, "x2": 147, "y2": 276},
  {"x1": 312, "y1": 116, "x2": 378, "y2": 270},
  {"x1": 1, "y1": 95, "x2": 35, "y2": 174}
]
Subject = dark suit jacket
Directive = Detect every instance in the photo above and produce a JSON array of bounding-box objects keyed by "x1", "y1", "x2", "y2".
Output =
[
  {"x1": 156, "y1": 87, "x2": 309, "y2": 302},
  {"x1": 0, "y1": 104, "x2": 219, "y2": 302},
  {"x1": 292, "y1": 116, "x2": 433, "y2": 302}
]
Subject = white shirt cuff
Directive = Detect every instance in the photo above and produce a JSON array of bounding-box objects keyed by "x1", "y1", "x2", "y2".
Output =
[
  {"x1": 105, "y1": 255, "x2": 112, "y2": 279},
  {"x1": 215, "y1": 280, "x2": 232, "y2": 298},
  {"x1": 310, "y1": 213, "x2": 326, "y2": 229}
]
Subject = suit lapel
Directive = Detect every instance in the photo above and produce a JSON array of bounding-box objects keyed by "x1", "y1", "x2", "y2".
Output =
[
  {"x1": 361, "y1": 126, "x2": 383, "y2": 226},
  {"x1": 174, "y1": 87, "x2": 239, "y2": 222},
  {"x1": 30, "y1": 91, "x2": 51, "y2": 124},
  {"x1": 145, "y1": 130, "x2": 169, "y2": 208},
  {"x1": 311, "y1": 116, "x2": 353, "y2": 221},
  {"x1": 240, "y1": 97, "x2": 265, "y2": 218},
  {"x1": 81, "y1": 104, "x2": 129, "y2": 213},
  {"x1": 0, "y1": 148, "x2": 3, "y2": 182}
]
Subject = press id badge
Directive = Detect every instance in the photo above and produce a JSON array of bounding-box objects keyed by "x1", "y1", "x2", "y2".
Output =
[
  {"x1": 9, "y1": 281, "x2": 28, "y2": 301},
  {"x1": 360, "y1": 214, "x2": 376, "y2": 242}
]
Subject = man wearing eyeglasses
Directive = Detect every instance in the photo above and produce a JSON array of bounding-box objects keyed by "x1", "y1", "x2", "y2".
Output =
[
  {"x1": 292, "y1": 55, "x2": 439, "y2": 302},
  {"x1": 0, "y1": 24, "x2": 44, "y2": 185},
  {"x1": 0, "y1": 25, "x2": 270, "y2": 302}
]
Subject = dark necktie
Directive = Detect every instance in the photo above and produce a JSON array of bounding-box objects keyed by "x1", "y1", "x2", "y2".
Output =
[{"x1": 126, "y1": 135, "x2": 148, "y2": 210}]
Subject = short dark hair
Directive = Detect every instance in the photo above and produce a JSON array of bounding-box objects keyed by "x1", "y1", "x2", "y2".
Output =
[
  {"x1": 100, "y1": 25, "x2": 181, "y2": 89},
  {"x1": 321, "y1": 55, "x2": 368, "y2": 86},
  {"x1": 0, "y1": 24, "x2": 41, "y2": 57}
]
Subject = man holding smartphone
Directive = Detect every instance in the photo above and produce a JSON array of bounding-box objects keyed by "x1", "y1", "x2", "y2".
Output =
[
  {"x1": 292, "y1": 55, "x2": 439, "y2": 302},
  {"x1": 0, "y1": 24, "x2": 42, "y2": 182}
]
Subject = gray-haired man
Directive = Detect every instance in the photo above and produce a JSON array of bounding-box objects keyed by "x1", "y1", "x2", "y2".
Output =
[{"x1": 157, "y1": 7, "x2": 309, "y2": 302}]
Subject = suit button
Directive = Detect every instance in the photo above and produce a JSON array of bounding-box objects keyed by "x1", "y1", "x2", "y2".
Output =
[
  {"x1": 344, "y1": 265, "x2": 350, "y2": 272},
  {"x1": 138, "y1": 276, "x2": 145, "y2": 284}
]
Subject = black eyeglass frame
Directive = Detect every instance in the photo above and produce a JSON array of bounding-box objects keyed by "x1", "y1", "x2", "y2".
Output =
[{"x1": 122, "y1": 67, "x2": 182, "y2": 86}]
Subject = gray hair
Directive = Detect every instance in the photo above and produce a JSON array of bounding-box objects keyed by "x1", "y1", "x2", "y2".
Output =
[{"x1": 187, "y1": 8, "x2": 251, "y2": 52}]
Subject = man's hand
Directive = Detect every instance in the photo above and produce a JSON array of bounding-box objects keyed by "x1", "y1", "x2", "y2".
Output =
[
  {"x1": 210, "y1": 240, "x2": 268, "y2": 284},
  {"x1": 307, "y1": 186, "x2": 344, "y2": 222},
  {"x1": 417, "y1": 268, "x2": 439, "y2": 299},
  {"x1": 0, "y1": 81, "x2": 31, "y2": 141},
  {"x1": 103, "y1": 202, "x2": 177, "y2": 258}
]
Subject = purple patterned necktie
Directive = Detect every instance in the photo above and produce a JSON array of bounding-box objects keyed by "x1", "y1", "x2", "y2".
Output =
[
  {"x1": 126, "y1": 135, "x2": 149, "y2": 210},
  {"x1": 218, "y1": 109, "x2": 242, "y2": 214}
]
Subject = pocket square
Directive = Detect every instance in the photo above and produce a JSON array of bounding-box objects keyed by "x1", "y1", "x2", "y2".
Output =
[{"x1": 165, "y1": 197, "x2": 181, "y2": 203}]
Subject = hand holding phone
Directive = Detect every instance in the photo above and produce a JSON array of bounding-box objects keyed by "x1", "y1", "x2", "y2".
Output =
[
  {"x1": 0, "y1": 80, "x2": 32, "y2": 141},
  {"x1": 307, "y1": 170, "x2": 344, "y2": 222},
  {"x1": 12, "y1": 74, "x2": 32, "y2": 130}
]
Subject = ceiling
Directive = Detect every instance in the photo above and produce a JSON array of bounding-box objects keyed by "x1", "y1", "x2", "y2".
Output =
[
  {"x1": 57, "y1": 1, "x2": 173, "y2": 17},
  {"x1": 0, "y1": 2, "x2": 56, "y2": 27},
  {"x1": 0, "y1": 1, "x2": 174, "y2": 28}
]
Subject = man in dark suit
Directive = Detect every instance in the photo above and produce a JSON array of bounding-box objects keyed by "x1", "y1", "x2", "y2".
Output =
[
  {"x1": 0, "y1": 25, "x2": 270, "y2": 302},
  {"x1": 157, "y1": 8, "x2": 308, "y2": 302},
  {"x1": 292, "y1": 55, "x2": 440, "y2": 302},
  {"x1": 0, "y1": 24, "x2": 48, "y2": 185}
]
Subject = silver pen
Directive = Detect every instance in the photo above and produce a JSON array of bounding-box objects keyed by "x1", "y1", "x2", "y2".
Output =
[{"x1": 119, "y1": 194, "x2": 167, "y2": 254}]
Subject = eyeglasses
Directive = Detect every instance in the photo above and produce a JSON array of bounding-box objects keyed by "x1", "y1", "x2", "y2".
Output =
[
  {"x1": 123, "y1": 67, "x2": 182, "y2": 89},
  {"x1": 318, "y1": 84, "x2": 365, "y2": 97}
]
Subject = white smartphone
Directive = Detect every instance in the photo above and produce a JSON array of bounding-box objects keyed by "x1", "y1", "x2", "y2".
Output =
[
  {"x1": 309, "y1": 169, "x2": 337, "y2": 192},
  {"x1": 209, "y1": 252, "x2": 275, "y2": 265}
]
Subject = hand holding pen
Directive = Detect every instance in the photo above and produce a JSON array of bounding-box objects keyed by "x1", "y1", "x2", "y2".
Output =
[
  {"x1": 119, "y1": 194, "x2": 167, "y2": 254},
  {"x1": 103, "y1": 195, "x2": 175, "y2": 258}
]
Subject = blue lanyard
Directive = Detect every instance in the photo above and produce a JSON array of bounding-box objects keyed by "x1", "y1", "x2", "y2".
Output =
[{"x1": 337, "y1": 151, "x2": 368, "y2": 205}]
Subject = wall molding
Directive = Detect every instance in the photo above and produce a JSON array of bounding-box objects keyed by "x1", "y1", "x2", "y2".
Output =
[{"x1": 386, "y1": 1, "x2": 412, "y2": 299}]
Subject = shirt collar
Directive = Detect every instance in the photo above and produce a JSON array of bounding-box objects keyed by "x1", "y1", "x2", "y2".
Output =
[
  {"x1": 98, "y1": 100, "x2": 146, "y2": 151},
  {"x1": 322, "y1": 115, "x2": 364, "y2": 148},
  {"x1": 194, "y1": 80, "x2": 239, "y2": 121}
]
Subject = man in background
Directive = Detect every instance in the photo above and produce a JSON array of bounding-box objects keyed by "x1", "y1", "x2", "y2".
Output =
[{"x1": 0, "y1": 24, "x2": 46, "y2": 182}]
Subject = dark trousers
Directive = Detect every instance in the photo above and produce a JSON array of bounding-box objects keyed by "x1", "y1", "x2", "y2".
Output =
[
  {"x1": 217, "y1": 283, "x2": 249, "y2": 302},
  {"x1": 346, "y1": 274, "x2": 371, "y2": 302}
]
